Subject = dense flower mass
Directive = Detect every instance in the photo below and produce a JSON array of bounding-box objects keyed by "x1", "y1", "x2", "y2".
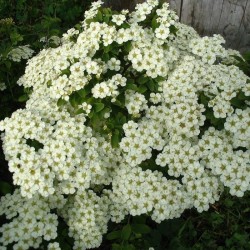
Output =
[{"x1": 0, "y1": 0, "x2": 249, "y2": 249}]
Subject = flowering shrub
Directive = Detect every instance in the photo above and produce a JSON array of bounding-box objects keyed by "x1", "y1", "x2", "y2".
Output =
[{"x1": 0, "y1": 0, "x2": 250, "y2": 249}]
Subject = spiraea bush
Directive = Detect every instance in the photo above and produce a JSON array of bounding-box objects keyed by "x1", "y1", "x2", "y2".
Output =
[{"x1": 0, "y1": 0, "x2": 249, "y2": 249}]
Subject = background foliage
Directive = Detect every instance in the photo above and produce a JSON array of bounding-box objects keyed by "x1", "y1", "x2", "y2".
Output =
[{"x1": 0, "y1": 1, "x2": 249, "y2": 249}]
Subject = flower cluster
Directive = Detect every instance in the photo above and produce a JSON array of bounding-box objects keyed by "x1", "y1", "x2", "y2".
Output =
[
  {"x1": 0, "y1": 82, "x2": 6, "y2": 91},
  {"x1": 7, "y1": 45, "x2": 34, "y2": 62},
  {"x1": 0, "y1": 0, "x2": 249, "y2": 249},
  {"x1": 40, "y1": 35, "x2": 61, "y2": 47},
  {"x1": 0, "y1": 189, "x2": 61, "y2": 249}
]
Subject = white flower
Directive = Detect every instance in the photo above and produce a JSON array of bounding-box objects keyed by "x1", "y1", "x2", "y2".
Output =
[
  {"x1": 112, "y1": 14, "x2": 126, "y2": 26},
  {"x1": 155, "y1": 25, "x2": 170, "y2": 39},
  {"x1": 0, "y1": 82, "x2": 7, "y2": 91},
  {"x1": 92, "y1": 81, "x2": 111, "y2": 98}
]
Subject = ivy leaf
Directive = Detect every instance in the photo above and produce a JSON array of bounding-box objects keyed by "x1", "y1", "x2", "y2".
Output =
[{"x1": 121, "y1": 224, "x2": 132, "y2": 240}]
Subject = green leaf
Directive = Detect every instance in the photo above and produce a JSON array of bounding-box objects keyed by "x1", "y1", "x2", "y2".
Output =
[
  {"x1": 121, "y1": 224, "x2": 132, "y2": 241},
  {"x1": 85, "y1": 18, "x2": 94, "y2": 25},
  {"x1": 137, "y1": 76, "x2": 149, "y2": 85},
  {"x1": 103, "y1": 8, "x2": 111, "y2": 15},
  {"x1": 113, "y1": 93, "x2": 125, "y2": 108},
  {"x1": 127, "y1": 78, "x2": 135, "y2": 85},
  {"x1": 146, "y1": 80, "x2": 156, "y2": 92},
  {"x1": 10, "y1": 32, "x2": 23, "y2": 45},
  {"x1": 94, "y1": 102, "x2": 105, "y2": 112},
  {"x1": 151, "y1": 15, "x2": 160, "y2": 30},
  {"x1": 224, "y1": 198, "x2": 234, "y2": 207},
  {"x1": 132, "y1": 224, "x2": 151, "y2": 234},
  {"x1": 230, "y1": 97, "x2": 245, "y2": 108},
  {"x1": 74, "y1": 23, "x2": 82, "y2": 31},
  {"x1": 102, "y1": 53, "x2": 110, "y2": 62},
  {"x1": 96, "y1": 10, "x2": 103, "y2": 22},
  {"x1": 18, "y1": 94, "x2": 29, "y2": 102},
  {"x1": 106, "y1": 230, "x2": 121, "y2": 240},
  {"x1": 103, "y1": 15, "x2": 110, "y2": 24},
  {"x1": 77, "y1": 89, "x2": 88, "y2": 98},
  {"x1": 169, "y1": 25, "x2": 178, "y2": 35},
  {"x1": 26, "y1": 139, "x2": 44, "y2": 151},
  {"x1": 90, "y1": 112, "x2": 101, "y2": 129},
  {"x1": 126, "y1": 83, "x2": 138, "y2": 91},
  {"x1": 111, "y1": 129, "x2": 121, "y2": 148},
  {"x1": 199, "y1": 92, "x2": 210, "y2": 106},
  {"x1": 60, "y1": 68, "x2": 71, "y2": 76},
  {"x1": 75, "y1": 108, "x2": 85, "y2": 115},
  {"x1": 137, "y1": 85, "x2": 147, "y2": 94},
  {"x1": 121, "y1": 23, "x2": 130, "y2": 29},
  {"x1": 154, "y1": 76, "x2": 165, "y2": 82},
  {"x1": 104, "y1": 45, "x2": 111, "y2": 53},
  {"x1": 57, "y1": 98, "x2": 67, "y2": 107},
  {"x1": 115, "y1": 112, "x2": 127, "y2": 125},
  {"x1": 243, "y1": 51, "x2": 250, "y2": 62},
  {"x1": 111, "y1": 47, "x2": 120, "y2": 56},
  {"x1": 69, "y1": 90, "x2": 85, "y2": 107},
  {"x1": 47, "y1": 80, "x2": 52, "y2": 87},
  {"x1": 124, "y1": 41, "x2": 132, "y2": 53}
]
